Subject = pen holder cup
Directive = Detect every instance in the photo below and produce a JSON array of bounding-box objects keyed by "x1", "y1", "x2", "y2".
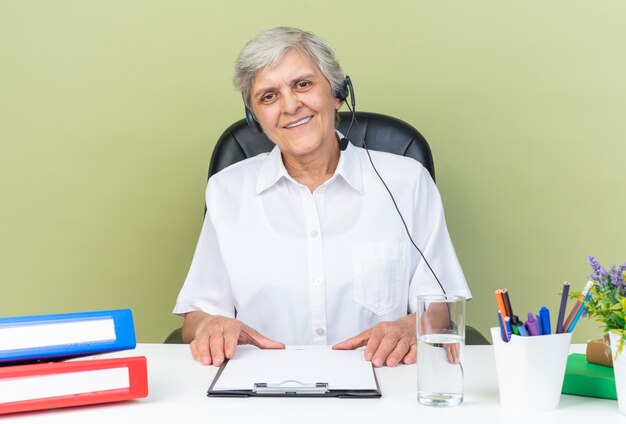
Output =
[{"x1": 490, "y1": 327, "x2": 572, "y2": 412}]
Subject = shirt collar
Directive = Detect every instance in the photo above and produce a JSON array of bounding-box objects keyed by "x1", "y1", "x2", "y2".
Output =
[
  {"x1": 256, "y1": 145, "x2": 289, "y2": 194},
  {"x1": 334, "y1": 132, "x2": 364, "y2": 194},
  {"x1": 255, "y1": 130, "x2": 364, "y2": 195}
]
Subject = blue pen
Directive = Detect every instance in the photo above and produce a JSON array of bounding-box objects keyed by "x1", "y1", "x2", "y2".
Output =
[
  {"x1": 504, "y1": 316, "x2": 513, "y2": 340},
  {"x1": 536, "y1": 314, "x2": 544, "y2": 335},
  {"x1": 497, "y1": 310, "x2": 508, "y2": 342},
  {"x1": 567, "y1": 293, "x2": 590, "y2": 333},
  {"x1": 539, "y1": 307, "x2": 551, "y2": 335}
]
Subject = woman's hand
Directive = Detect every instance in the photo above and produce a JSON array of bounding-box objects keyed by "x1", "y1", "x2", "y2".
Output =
[
  {"x1": 332, "y1": 314, "x2": 416, "y2": 367},
  {"x1": 183, "y1": 312, "x2": 284, "y2": 366}
]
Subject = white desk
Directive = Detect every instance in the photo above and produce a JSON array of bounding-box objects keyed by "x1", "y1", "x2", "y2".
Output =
[{"x1": 2, "y1": 344, "x2": 621, "y2": 423}]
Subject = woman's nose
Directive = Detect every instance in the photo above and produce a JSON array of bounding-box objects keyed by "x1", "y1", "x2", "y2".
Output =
[{"x1": 281, "y1": 91, "x2": 302, "y2": 114}]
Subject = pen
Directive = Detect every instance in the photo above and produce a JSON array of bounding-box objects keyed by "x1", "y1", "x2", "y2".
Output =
[
  {"x1": 525, "y1": 312, "x2": 540, "y2": 336},
  {"x1": 511, "y1": 315, "x2": 528, "y2": 336},
  {"x1": 511, "y1": 323, "x2": 520, "y2": 336},
  {"x1": 555, "y1": 282, "x2": 570, "y2": 334},
  {"x1": 495, "y1": 290, "x2": 508, "y2": 327},
  {"x1": 536, "y1": 314, "x2": 544, "y2": 335},
  {"x1": 497, "y1": 310, "x2": 509, "y2": 342},
  {"x1": 562, "y1": 281, "x2": 594, "y2": 332},
  {"x1": 539, "y1": 306, "x2": 551, "y2": 335},
  {"x1": 504, "y1": 316, "x2": 513, "y2": 340}
]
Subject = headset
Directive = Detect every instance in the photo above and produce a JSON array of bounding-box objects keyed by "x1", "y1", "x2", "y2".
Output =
[
  {"x1": 244, "y1": 103, "x2": 262, "y2": 133},
  {"x1": 242, "y1": 75, "x2": 446, "y2": 295}
]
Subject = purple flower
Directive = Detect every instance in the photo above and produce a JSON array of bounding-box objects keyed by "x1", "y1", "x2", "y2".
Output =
[
  {"x1": 614, "y1": 262, "x2": 626, "y2": 289},
  {"x1": 587, "y1": 255, "x2": 609, "y2": 286},
  {"x1": 587, "y1": 256, "x2": 626, "y2": 292}
]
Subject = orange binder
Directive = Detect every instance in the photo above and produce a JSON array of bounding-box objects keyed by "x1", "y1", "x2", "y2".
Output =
[{"x1": 0, "y1": 356, "x2": 148, "y2": 415}]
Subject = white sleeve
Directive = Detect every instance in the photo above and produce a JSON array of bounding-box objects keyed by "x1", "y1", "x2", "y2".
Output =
[
  {"x1": 172, "y1": 181, "x2": 235, "y2": 318},
  {"x1": 408, "y1": 169, "x2": 472, "y2": 313}
]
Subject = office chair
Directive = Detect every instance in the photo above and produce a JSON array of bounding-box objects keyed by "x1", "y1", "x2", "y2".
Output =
[{"x1": 165, "y1": 111, "x2": 489, "y2": 345}]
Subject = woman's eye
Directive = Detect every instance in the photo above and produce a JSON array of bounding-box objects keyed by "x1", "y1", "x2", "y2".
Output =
[
  {"x1": 261, "y1": 93, "x2": 276, "y2": 103},
  {"x1": 296, "y1": 81, "x2": 311, "y2": 89}
]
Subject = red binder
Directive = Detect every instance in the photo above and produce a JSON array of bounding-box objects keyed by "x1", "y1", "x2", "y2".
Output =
[{"x1": 0, "y1": 356, "x2": 148, "y2": 415}]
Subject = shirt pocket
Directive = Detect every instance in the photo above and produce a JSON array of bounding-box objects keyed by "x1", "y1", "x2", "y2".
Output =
[{"x1": 351, "y1": 241, "x2": 408, "y2": 316}]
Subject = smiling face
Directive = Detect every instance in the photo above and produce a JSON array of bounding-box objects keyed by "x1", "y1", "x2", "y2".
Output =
[{"x1": 249, "y1": 49, "x2": 342, "y2": 165}]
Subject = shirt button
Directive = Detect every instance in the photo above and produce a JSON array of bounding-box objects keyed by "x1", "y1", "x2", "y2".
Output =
[
  {"x1": 310, "y1": 230, "x2": 319, "y2": 237},
  {"x1": 314, "y1": 278, "x2": 323, "y2": 287},
  {"x1": 316, "y1": 328, "x2": 325, "y2": 336}
]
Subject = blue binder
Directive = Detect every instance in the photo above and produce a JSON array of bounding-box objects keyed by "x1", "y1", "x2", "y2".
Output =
[{"x1": 0, "y1": 309, "x2": 136, "y2": 364}]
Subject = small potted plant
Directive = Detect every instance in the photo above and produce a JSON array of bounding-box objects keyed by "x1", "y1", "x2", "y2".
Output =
[{"x1": 575, "y1": 256, "x2": 626, "y2": 414}]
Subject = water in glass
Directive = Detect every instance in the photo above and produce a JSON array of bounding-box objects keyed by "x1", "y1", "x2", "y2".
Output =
[{"x1": 417, "y1": 333, "x2": 464, "y2": 407}]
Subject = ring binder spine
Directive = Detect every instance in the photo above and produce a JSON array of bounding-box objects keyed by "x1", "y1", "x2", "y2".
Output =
[{"x1": 253, "y1": 381, "x2": 329, "y2": 395}]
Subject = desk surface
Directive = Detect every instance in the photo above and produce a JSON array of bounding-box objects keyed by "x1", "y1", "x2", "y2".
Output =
[{"x1": 2, "y1": 344, "x2": 621, "y2": 423}]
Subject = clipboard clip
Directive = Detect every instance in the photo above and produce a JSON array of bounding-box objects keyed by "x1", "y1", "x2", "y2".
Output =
[{"x1": 253, "y1": 380, "x2": 329, "y2": 395}]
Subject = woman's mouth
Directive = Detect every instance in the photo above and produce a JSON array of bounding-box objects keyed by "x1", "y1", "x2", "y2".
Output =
[{"x1": 284, "y1": 116, "x2": 312, "y2": 129}]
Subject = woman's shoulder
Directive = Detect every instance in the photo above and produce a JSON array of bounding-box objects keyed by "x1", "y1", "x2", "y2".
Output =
[
  {"x1": 351, "y1": 145, "x2": 431, "y2": 182},
  {"x1": 209, "y1": 152, "x2": 270, "y2": 183}
]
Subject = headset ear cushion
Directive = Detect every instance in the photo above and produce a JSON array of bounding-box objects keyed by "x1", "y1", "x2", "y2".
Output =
[
  {"x1": 336, "y1": 78, "x2": 349, "y2": 101},
  {"x1": 245, "y1": 107, "x2": 262, "y2": 133}
]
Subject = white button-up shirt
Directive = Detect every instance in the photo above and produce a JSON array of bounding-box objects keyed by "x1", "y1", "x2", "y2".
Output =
[{"x1": 173, "y1": 142, "x2": 471, "y2": 345}]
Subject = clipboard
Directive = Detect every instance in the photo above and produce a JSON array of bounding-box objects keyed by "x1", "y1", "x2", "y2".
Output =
[{"x1": 207, "y1": 347, "x2": 381, "y2": 398}]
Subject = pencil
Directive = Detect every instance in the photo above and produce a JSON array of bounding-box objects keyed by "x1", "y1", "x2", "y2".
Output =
[
  {"x1": 566, "y1": 293, "x2": 591, "y2": 333},
  {"x1": 501, "y1": 289, "x2": 514, "y2": 318},
  {"x1": 562, "y1": 281, "x2": 594, "y2": 332},
  {"x1": 555, "y1": 282, "x2": 570, "y2": 334},
  {"x1": 495, "y1": 289, "x2": 508, "y2": 326}
]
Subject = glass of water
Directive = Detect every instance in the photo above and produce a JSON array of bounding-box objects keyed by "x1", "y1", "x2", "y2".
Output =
[{"x1": 416, "y1": 294, "x2": 466, "y2": 407}]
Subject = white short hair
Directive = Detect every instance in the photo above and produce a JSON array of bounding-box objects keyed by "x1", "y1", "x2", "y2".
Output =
[{"x1": 234, "y1": 27, "x2": 345, "y2": 110}]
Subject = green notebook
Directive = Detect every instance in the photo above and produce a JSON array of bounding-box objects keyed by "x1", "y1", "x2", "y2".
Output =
[{"x1": 562, "y1": 353, "x2": 617, "y2": 400}]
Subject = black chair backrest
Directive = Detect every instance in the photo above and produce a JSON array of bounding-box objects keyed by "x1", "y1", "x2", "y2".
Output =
[
  {"x1": 209, "y1": 111, "x2": 435, "y2": 182},
  {"x1": 165, "y1": 113, "x2": 490, "y2": 345}
]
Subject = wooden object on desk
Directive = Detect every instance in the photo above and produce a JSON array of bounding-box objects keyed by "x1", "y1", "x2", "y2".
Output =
[{"x1": 586, "y1": 335, "x2": 613, "y2": 367}]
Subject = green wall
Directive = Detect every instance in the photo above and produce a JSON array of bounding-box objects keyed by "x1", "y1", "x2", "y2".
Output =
[{"x1": 1, "y1": 1, "x2": 625, "y2": 343}]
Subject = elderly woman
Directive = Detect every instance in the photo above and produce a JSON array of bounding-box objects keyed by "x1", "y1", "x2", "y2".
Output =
[{"x1": 173, "y1": 27, "x2": 471, "y2": 368}]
